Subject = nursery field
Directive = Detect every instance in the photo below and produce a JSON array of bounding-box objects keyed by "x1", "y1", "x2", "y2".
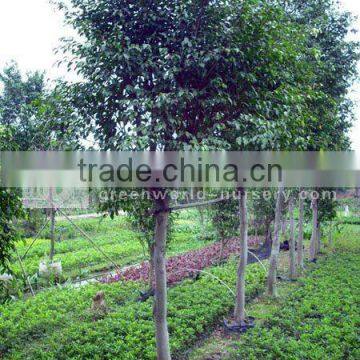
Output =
[
  {"x1": 190, "y1": 227, "x2": 360, "y2": 360},
  {"x1": 10, "y1": 210, "x2": 209, "y2": 287},
  {"x1": 0, "y1": 223, "x2": 359, "y2": 359}
]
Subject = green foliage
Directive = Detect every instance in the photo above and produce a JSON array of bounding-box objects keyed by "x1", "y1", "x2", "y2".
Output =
[
  {"x1": 7, "y1": 213, "x2": 204, "y2": 289},
  {"x1": 338, "y1": 197, "x2": 360, "y2": 215},
  {"x1": 318, "y1": 196, "x2": 338, "y2": 223},
  {"x1": 0, "y1": 63, "x2": 46, "y2": 150},
  {"x1": 0, "y1": 62, "x2": 78, "y2": 151},
  {"x1": 97, "y1": 189, "x2": 171, "y2": 250},
  {"x1": 208, "y1": 197, "x2": 239, "y2": 241},
  {"x1": 0, "y1": 189, "x2": 23, "y2": 273},
  {"x1": 338, "y1": 217, "x2": 360, "y2": 225},
  {"x1": 0, "y1": 127, "x2": 24, "y2": 273},
  {"x1": 228, "y1": 236, "x2": 360, "y2": 359},
  {"x1": 0, "y1": 259, "x2": 266, "y2": 359},
  {"x1": 281, "y1": 0, "x2": 360, "y2": 150},
  {"x1": 251, "y1": 189, "x2": 277, "y2": 223},
  {"x1": 56, "y1": 0, "x2": 326, "y2": 152}
]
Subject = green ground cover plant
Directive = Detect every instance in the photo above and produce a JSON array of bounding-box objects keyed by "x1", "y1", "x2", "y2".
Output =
[
  {"x1": 0, "y1": 258, "x2": 266, "y2": 359},
  {"x1": 212, "y1": 230, "x2": 360, "y2": 360},
  {"x1": 10, "y1": 211, "x2": 206, "y2": 282}
]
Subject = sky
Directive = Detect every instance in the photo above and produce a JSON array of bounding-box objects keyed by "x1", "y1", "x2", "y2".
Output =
[{"x1": 0, "y1": 0, "x2": 359, "y2": 149}]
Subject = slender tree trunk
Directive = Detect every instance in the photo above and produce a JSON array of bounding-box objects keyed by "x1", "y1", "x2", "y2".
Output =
[
  {"x1": 316, "y1": 224, "x2": 321, "y2": 255},
  {"x1": 153, "y1": 197, "x2": 171, "y2": 360},
  {"x1": 309, "y1": 198, "x2": 318, "y2": 261},
  {"x1": 148, "y1": 243, "x2": 155, "y2": 291},
  {"x1": 356, "y1": 187, "x2": 360, "y2": 198},
  {"x1": 297, "y1": 193, "x2": 304, "y2": 269},
  {"x1": 263, "y1": 220, "x2": 272, "y2": 252},
  {"x1": 49, "y1": 208, "x2": 56, "y2": 261},
  {"x1": 234, "y1": 188, "x2": 248, "y2": 324},
  {"x1": 267, "y1": 186, "x2": 284, "y2": 297},
  {"x1": 49, "y1": 188, "x2": 56, "y2": 262},
  {"x1": 288, "y1": 196, "x2": 296, "y2": 279}
]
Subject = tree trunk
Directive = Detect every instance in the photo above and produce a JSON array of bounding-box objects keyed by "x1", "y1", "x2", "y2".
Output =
[
  {"x1": 281, "y1": 218, "x2": 287, "y2": 237},
  {"x1": 148, "y1": 243, "x2": 155, "y2": 291},
  {"x1": 49, "y1": 208, "x2": 56, "y2": 261},
  {"x1": 49, "y1": 188, "x2": 56, "y2": 262},
  {"x1": 260, "y1": 219, "x2": 272, "y2": 254},
  {"x1": 267, "y1": 186, "x2": 284, "y2": 297},
  {"x1": 297, "y1": 193, "x2": 304, "y2": 269},
  {"x1": 309, "y1": 198, "x2": 318, "y2": 261},
  {"x1": 355, "y1": 187, "x2": 360, "y2": 198},
  {"x1": 288, "y1": 196, "x2": 296, "y2": 279},
  {"x1": 262, "y1": 220, "x2": 272, "y2": 252},
  {"x1": 316, "y1": 224, "x2": 321, "y2": 255},
  {"x1": 234, "y1": 188, "x2": 248, "y2": 324},
  {"x1": 153, "y1": 197, "x2": 171, "y2": 360}
]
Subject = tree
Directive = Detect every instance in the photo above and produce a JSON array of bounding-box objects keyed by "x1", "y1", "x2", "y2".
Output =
[
  {"x1": 234, "y1": 188, "x2": 248, "y2": 324},
  {"x1": 309, "y1": 196, "x2": 318, "y2": 261},
  {"x1": 297, "y1": 190, "x2": 305, "y2": 269},
  {"x1": 317, "y1": 193, "x2": 338, "y2": 252},
  {"x1": 288, "y1": 195, "x2": 296, "y2": 279},
  {"x1": 0, "y1": 63, "x2": 79, "y2": 265},
  {"x1": 0, "y1": 63, "x2": 46, "y2": 150},
  {"x1": 252, "y1": 190, "x2": 277, "y2": 252},
  {"x1": 280, "y1": 0, "x2": 359, "y2": 151},
  {"x1": 0, "y1": 127, "x2": 23, "y2": 273},
  {"x1": 208, "y1": 196, "x2": 239, "y2": 261},
  {"x1": 97, "y1": 188, "x2": 176, "y2": 292},
  {"x1": 58, "y1": 0, "x2": 320, "y2": 355},
  {"x1": 267, "y1": 186, "x2": 284, "y2": 296},
  {"x1": 56, "y1": 0, "x2": 358, "y2": 356}
]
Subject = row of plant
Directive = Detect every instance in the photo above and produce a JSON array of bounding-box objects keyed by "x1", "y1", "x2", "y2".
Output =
[
  {"x1": 10, "y1": 213, "x2": 204, "y2": 283},
  {"x1": 105, "y1": 236, "x2": 261, "y2": 285},
  {"x1": 224, "y1": 237, "x2": 360, "y2": 359},
  {"x1": 337, "y1": 216, "x2": 360, "y2": 225},
  {"x1": 19, "y1": 214, "x2": 127, "y2": 240},
  {"x1": 15, "y1": 226, "x2": 134, "y2": 262},
  {"x1": 0, "y1": 256, "x2": 266, "y2": 359},
  {"x1": 16, "y1": 212, "x2": 199, "y2": 259}
]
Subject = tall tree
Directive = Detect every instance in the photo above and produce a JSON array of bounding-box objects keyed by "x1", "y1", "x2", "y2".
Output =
[
  {"x1": 267, "y1": 186, "x2": 284, "y2": 296},
  {"x1": 234, "y1": 188, "x2": 248, "y2": 324},
  {"x1": 56, "y1": 0, "x2": 357, "y2": 356},
  {"x1": 297, "y1": 190, "x2": 305, "y2": 269},
  {"x1": 280, "y1": 0, "x2": 359, "y2": 150},
  {"x1": 309, "y1": 197, "x2": 318, "y2": 261},
  {"x1": 288, "y1": 195, "x2": 296, "y2": 279}
]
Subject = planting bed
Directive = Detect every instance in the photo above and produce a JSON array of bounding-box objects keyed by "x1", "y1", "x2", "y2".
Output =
[
  {"x1": 10, "y1": 212, "x2": 207, "y2": 284},
  {"x1": 191, "y1": 229, "x2": 360, "y2": 360},
  {"x1": 105, "y1": 236, "x2": 262, "y2": 285}
]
